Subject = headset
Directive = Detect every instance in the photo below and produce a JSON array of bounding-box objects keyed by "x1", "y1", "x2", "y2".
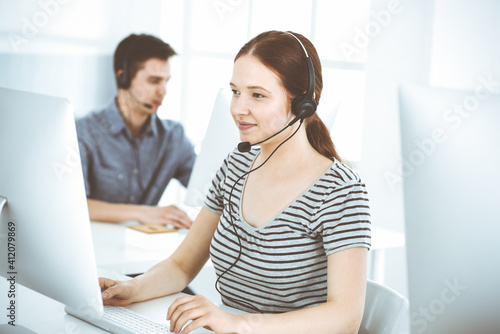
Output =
[
  {"x1": 237, "y1": 31, "x2": 316, "y2": 153},
  {"x1": 116, "y1": 36, "x2": 153, "y2": 109},
  {"x1": 217, "y1": 32, "x2": 317, "y2": 313},
  {"x1": 288, "y1": 32, "x2": 317, "y2": 123},
  {"x1": 117, "y1": 36, "x2": 134, "y2": 90}
]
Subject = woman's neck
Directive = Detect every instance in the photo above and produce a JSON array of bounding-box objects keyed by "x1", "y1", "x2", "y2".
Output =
[{"x1": 256, "y1": 123, "x2": 321, "y2": 171}]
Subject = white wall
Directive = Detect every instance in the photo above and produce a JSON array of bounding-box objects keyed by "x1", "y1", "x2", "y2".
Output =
[
  {"x1": 0, "y1": 0, "x2": 164, "y2": 116},
  {"x1": 430, "y1": 0, "x2": 500, "y2": 90}
]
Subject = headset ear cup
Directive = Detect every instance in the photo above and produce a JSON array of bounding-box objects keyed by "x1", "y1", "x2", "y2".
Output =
[
  {"x1": 292, "y1": 95, "x2": 317, "y2": 120},
  {"x1": 117, "y1": 73, "x2": 125, "y2": 89},
  {"x1": 117, "y1": 70, "x2": 129, "y2": 89}
]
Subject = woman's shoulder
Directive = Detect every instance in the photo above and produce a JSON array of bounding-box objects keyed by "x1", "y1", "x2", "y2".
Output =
[
  {"x1": 307, "y1": 160, "x2": 369, "y2": 209},
  {"x1": 321, "y1": 159, "x2": 365, "y2": 188}
]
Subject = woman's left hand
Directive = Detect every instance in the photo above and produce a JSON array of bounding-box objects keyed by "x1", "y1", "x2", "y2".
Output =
[{"x1": 167, "y1": 294, "x2": 238, "y2": 334}]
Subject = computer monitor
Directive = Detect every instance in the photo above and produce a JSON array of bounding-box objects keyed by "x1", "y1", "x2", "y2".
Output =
[
  {"x1": 0, "y1": 87, "x2": 103, "y2": 322},
  {"x1": 399, "y1": 84, "x2": 500, "y2": 333},
  {"x1": 184, "y1": 88, "x2": 240, "y2": 207}
]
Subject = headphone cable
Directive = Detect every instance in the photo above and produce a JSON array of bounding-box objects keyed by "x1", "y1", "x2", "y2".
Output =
[{"x1": 214, "y1": 119, "x2": 304, "y2": 313}]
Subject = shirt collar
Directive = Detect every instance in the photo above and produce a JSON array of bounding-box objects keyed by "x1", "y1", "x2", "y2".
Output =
[{"x1": 103, "y1": 98, "x2": 158, "y2": 137}]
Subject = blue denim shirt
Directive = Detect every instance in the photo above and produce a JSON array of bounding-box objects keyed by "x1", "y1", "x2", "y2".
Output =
[{"x1": 75, "y1": 99, "x2": 196, "y2": 205}]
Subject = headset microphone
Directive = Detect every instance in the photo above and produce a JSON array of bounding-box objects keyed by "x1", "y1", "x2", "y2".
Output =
[
  {"x1": 128, "y1": 89, "x2": 154, "y2": 109},
  {"x1": 236, "y1": 141, "x2": 251, "y2": 153},
  {"x1": 237, "y1": 117, "x2": 299, "y2": 153}
]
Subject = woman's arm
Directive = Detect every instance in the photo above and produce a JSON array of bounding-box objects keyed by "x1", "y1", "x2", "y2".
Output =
[
  {"x1": 167, "y1": 246, "x2": 368, "y2": 334},
  {"x1": 100, "y1": 206, "x2": 220, "y2": 305}
]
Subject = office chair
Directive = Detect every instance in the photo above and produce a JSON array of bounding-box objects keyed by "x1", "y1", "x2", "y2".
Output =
[{"x1": 359, "y1": 280, "x2": 410, "y2": 334}]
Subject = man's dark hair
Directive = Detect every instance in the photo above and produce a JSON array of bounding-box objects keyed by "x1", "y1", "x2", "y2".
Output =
[{"x1": 114, "y1": 34, "x2": 177, "y2": 89}]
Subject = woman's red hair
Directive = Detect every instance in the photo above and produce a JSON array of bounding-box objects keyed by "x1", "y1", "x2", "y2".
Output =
[{"x1": 235, "y1": 30, "x2": 341, "y2": 162}]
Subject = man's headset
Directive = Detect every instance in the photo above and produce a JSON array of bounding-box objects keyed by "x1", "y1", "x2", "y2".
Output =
[
  {"x1": 217, "y1": 32, "x2": 318, "y2": 313},
  {"x1": 117, "y1": 36, "x2": 134, "y2": 90},
  {"x1": 116, "y1": 36, "x2": 153, "y2": 109}
]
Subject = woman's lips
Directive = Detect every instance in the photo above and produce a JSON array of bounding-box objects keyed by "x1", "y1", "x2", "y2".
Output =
[{"x1": 238, "y1": 122, "x2": 256, "y2": 131}]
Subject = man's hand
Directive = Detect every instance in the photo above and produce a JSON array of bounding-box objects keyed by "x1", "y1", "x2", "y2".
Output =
[{"x1": 139, "y1": 204, "x2": 193, "y2": 229}]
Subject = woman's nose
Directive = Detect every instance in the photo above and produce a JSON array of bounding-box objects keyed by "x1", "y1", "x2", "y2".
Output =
[{"x1": 230, "y1": 96, "x2": 250, "y2": 116}]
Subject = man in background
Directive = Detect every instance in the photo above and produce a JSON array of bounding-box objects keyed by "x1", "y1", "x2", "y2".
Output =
[{"x1": 76, "y1": 33, "x2": 195, "y2": 228}]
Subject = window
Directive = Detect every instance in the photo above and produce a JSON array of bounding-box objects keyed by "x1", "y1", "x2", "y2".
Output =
[{"x1": 159, "y1": 0, "x2": 369, "y2": 159}]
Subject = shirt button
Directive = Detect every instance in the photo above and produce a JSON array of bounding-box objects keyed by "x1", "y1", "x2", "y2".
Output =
[
  {"x1": 133, "y1": 168, "x2": 138, "y2": 175},
  {"x1": 130, "y1": 196, "x2": 135, "y2": 202},
  {"x1": 117, "y1": 174, "x2": 124, "y2": 180}
]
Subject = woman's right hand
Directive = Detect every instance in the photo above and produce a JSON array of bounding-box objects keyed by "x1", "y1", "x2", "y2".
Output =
[{"x1": 99, "y1": 277, "x2": 138, "y2": 306}]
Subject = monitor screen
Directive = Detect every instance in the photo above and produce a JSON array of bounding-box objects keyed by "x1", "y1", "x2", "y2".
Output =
[
  {"x1": 184, "y1": 88, "x2": 240, "y2": 207},
  {"x1": 399, "y1": 84, "x2": 500, "y2": 333},
  {"x1": 0, "y1": 87, "x2": 103, "y2": 317}
]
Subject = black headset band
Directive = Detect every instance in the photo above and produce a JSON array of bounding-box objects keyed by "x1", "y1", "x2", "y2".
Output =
[{"x1": 286, "y1": 32, "x2": 316, "y2": 119}]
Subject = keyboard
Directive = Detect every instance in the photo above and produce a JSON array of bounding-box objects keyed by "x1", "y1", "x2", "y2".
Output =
[
  {"x1": 101, "y1": 306, "x2": 173, "y2": 334},
  {"x1": 66, "y1": 304, "x2": 173, "y2": 334}
]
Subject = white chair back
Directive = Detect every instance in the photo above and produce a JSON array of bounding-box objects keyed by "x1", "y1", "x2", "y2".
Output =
[{"x1": 359, "y1": 280, "x2": 410, "y2": 334}]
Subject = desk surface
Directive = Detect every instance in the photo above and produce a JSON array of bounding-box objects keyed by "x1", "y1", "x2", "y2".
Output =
[
  {"x1": 0, "y1": 273, "x2": 236, "y2": 334},
  {"x1": 91, "y1": 221, "x2": 189, "y2": 275},
  {"x1": 92, "y1": 221, "x2": 404, "y2": 275},
  {"x1": 1, "y1": 221, "x2": 404, "y2": 333}
]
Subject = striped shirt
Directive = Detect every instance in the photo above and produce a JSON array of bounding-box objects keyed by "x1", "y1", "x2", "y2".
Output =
[{"x1": 204, "y1": 148, "x2": 371, "y2": 313}]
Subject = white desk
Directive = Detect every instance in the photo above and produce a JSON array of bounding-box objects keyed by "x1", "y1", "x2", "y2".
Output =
[
  {"x1": 369, "y1": 227, "x2": 406, "y2": 283},
  {"x1": 0, "y1": 276, "x2": 215, "y2": 334},
  {"x1": 92, "y1": 221, "x2": 404, "y2": 302},
  {"x1": 91, "y1": 222, "x2": 189, "y2": 275},
  {"x1": 0, "y1": 221, "x2": 403, "y2": 333},
  {"x1": 91, "y1": 221, "x2": 404, "y2": 273},
  {"x1": 90, "y1": 221, "x2": 404, "y2": 287},
  {"x1": 91, "y1": 222, "x2": 221, "y2": 304},
  {"x1": 0, "y1": 222, "x2": 220, "y2": 334}
]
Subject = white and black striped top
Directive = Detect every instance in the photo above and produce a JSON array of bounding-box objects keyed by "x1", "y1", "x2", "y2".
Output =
[{"x1": 204, "y1": 149, "x2": 371, "y2": 314}]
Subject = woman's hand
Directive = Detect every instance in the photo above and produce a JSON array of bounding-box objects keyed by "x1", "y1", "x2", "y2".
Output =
[
  {"x1": 99, "y1": 277, "x2": 138, "y2": 306},
  {"x1": 167, "y1": 295, "x2": 239, "y2": 334}
]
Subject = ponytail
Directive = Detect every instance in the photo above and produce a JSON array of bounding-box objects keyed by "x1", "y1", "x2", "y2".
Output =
[{"x1": 305, "y1": 114, "x2": 341, "y2": 162}]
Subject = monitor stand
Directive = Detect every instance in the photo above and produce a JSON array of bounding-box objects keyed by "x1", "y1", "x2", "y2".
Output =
[{"x1": 0, "y1": 196, "x2": 37, "y2": 334}]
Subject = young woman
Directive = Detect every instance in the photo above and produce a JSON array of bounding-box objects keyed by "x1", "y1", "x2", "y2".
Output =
[{"x1": 99, "y1": 30, "x2": 371, "y2": 334}]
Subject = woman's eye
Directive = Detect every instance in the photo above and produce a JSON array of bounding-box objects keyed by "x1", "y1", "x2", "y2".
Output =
[
  {"x1": 253, "y1": 93, "x2": 265, "y2": 98},
  {"x1": 231, "y1": 89, "x2": 240, "y2": 96}
]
